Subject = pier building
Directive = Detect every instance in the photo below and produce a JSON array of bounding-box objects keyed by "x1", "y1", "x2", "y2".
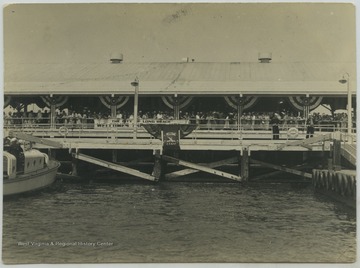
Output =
[{"x1": 3, "y1": 57, "x2": 356, "y2": 204}]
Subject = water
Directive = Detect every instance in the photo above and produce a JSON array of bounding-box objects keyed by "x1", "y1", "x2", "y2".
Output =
[{"x1": 2, "y1": 179, "x2": 356, "y2": 264}]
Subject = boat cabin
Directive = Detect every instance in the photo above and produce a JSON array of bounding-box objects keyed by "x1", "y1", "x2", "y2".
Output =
[{"x1": 3, "y1": 141, "x2": 48, "y2": 179}]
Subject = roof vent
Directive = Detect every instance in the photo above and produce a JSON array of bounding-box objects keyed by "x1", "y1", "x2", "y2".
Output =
[
  {"x1": 258, "y1": 52, "x2": 272, "y2": 63},
  {"x1": 181, "y1": 57, "x2": 195, "y2": 63},
  {"x1": 110, "y1": 52, "x2": 123, "y2": 64}
]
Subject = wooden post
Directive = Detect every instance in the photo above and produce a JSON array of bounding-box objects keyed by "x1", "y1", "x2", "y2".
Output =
[
  {"x1": 237, "y1": 96, "x2": 243, "y2": 130},
  {"x1": 328, "y1": 146, "x2": 334, "y2": 170},
  {"x1": 71, "y1": 155, "x2": 78, "y2": 176},
  {"x1": 333, "y1": 140, "x2": 342, "y2": 171},
  {"x1": 241, "y1": 149, "x2": 249, "y2": 181},
  {"x1": 152, "y1": 150, "x2": 163, "y2": 181},
  {"x1": 112, "y1": 150, "x2": 118, "y2": 162},
  {"x1": 302, "y1": 151, "x2": 308, "y2": 162},
  {"x1": 174, "y1": 95, "x2": 180, "y2": 120},
  {"x1": 50, "y1": 103, "x2": 56, "y2": 129},
  {"x1": 111, "y1": 104, "x2": 117, "y2": 119}
]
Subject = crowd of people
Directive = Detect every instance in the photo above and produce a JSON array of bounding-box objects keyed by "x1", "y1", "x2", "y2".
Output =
[{"x1": 4, "y1": 108, "x2": 355, "y2": 132}]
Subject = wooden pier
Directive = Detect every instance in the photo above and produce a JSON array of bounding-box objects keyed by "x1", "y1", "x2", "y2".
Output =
[
  {"x1": 6, "y1": 128, "x2": 356, "y2": 189},
  {"x1": 3, "y1": 59, "x2": 356, "y2": 205}
]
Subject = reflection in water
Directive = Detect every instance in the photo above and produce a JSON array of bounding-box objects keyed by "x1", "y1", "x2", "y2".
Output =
[{"x1": 2, "y1": 179, "x2": 356, "y2": 263}]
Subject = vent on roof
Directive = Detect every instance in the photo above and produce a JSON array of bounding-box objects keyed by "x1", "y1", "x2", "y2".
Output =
[
  {"x1": 258, "y1": 52, "x2": 272, "y2": 63},
  {"x1": 181, "y1": 57, "x2": 195, "y2": 63},
  {"x1": 110, "y1": 53, "x2": 123, "y2": 64}
]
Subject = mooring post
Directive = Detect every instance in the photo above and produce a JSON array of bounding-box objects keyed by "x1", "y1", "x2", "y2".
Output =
[
  {"x1": 152, "y1": 149, "x2": 163, "y2": 181},
  {"x1": 241, "y1": 148, "x2": 249, "y2": 181},
  {"x1": 333, "y1": 140, "x2": 342, "y2": 171},
  {"x1": 327, "y1": 144, "x2": 334, "y2": 170},
  {"x1": 71, "y1": 149, "x2": 79, "y2": 176},
  {"x1": 71, "y1": 157, "x2": 78, "y2": 176}
]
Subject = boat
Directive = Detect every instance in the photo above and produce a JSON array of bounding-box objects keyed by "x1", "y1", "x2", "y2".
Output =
[{"x1": 3, "y1": 138, "x2": 60, "y2": 196}]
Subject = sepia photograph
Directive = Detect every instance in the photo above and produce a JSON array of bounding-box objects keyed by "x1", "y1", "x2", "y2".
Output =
[{"x1": 2, "y1": 1, "x2": 357, "y2": 266}]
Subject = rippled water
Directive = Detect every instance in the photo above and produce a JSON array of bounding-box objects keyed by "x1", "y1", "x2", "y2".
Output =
[{"x1": 2, "y1": 179, "x2": 356, "y2": 263}]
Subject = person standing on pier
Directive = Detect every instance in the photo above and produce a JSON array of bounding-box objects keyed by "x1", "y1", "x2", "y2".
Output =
[
  {"x1": 306, "y1": 114, "x2": 315, "y2": 138},
  {"x1": 270, "y1": 113, "x2": 280, "y2": 140}
]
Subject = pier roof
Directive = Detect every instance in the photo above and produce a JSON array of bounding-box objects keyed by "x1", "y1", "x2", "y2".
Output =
[{"x1": 4, "y1": 61, "x2": 356, "y2": 96}]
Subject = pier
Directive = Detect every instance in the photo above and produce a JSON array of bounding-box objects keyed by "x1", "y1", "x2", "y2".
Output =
[{"x1": 4, "y1": 60, "x2": 356, "y2": 204}]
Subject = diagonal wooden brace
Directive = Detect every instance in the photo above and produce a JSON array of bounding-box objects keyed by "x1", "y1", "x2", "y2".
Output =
[
  {"x1": 250, "y1": 159, "x2": 313, "y2": 179},
  {"x1": 73, "y1": 153, "x2": 155, "y2": 181},
  {"x1": 165, "y1": 157, "x2": 238, "y2": 179},
  {"x1": 162, "y1": 155, "x2": 241, "y2": 181}
]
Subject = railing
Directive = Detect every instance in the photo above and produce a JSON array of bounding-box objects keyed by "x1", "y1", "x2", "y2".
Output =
[
  {"x1": 4, "y1": 119, "x2": 356, "y2": 142},
  {"x1": 3, "y1": 117, "x2": 355, "y2": 132}
]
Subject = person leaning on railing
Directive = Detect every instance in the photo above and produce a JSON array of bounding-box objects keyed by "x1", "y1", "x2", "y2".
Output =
[{"x1": 270, "y1": 113, "x2": 280, "y2": 140}]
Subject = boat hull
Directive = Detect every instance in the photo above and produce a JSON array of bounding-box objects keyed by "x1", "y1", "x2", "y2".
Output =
[{"x1": 3, "y1": 160, "x2": 60, "y2": 196}]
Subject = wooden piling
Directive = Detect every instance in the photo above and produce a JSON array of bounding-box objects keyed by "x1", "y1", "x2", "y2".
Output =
[
  {"x1": 333, "y1": 140, "x2": 342, "y2": 171},
  {"x1": 240, "y1": 149, "x2": 249, "y2": 181},
  {"x1": 71, "y1": 155, "x2": 78, "y2": 176},
  {"x1": 112, "y1": 149, "x2": 118, "y2": 163},
  {"x1": 152, "y1": 150, "x2": 163, "y2": 181}
]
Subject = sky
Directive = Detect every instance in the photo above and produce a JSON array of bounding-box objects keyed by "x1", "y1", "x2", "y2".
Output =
[{"x1": 2, "y1": 2, "x2": 356, "y2": 64}]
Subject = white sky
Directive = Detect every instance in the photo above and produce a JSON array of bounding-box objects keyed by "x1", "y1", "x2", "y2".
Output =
[{"x1": 3, "y1": 2, "x2": 356, "y2": 64}]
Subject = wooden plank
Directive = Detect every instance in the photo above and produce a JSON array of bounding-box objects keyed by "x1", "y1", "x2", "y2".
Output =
[
  {"x1": 251, "y1": 163, "x2": 310, "y2": 181},
  {"x1": 73, "y1": 153, "x2": 155, "y2": 181},
  {"x1": 162, "y1": 155, "x2": 241, "y2": 181},
  {"x1": 250, "y1": 159, "x2": 313, "y2": 179},
  {"x1": 9, "y1": 131, "x2": 63, "y2": 148},
  {"x1": 165, "y1": 157, "x2": 238, "y2": 179},
  {"x1": 278, "y1": 133, "x2": 331, "y2": 150}
]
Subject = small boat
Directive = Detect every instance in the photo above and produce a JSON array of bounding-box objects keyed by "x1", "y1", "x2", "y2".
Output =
[{"x1": 3, "y1": 138, "x2": 60, "y2": 196}]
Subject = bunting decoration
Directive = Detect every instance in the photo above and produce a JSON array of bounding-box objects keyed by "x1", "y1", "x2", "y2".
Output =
[
  {"x1": 288, "y1": 96, "x2": 323, "y2": 111},
  {"x1": 223, "y1": 96, "x2": 258, "y2": 110},
  {"x1": 41, "y1": 96, "x2": 69, "y2": 108},
  {"x1": 99, "y1": 96, "x2": 129, "y2": 110},
  {"x1": 161, "y1": 96, "x2": 193, "y2": 110}
]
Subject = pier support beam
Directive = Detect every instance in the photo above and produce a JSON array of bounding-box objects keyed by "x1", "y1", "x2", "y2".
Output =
[
  {"x1": 73, "y1": 152, "x2": 155, "y2": 181},
  {"x1": 250, "y1": 159, "x2": 313, "y2": 179},
  {"x1": 152, "y1": 150, "x2": 164, "y2": 181},
  {"x1": 240, "y1": 149, "x2": 249, "y2": 181},
  {"x1": 165, "y1": 157, "x2": 238, "y2": 179},
  {"x1": 333, "y1": 140, "x2": 342, "y2": 171},
  {"x1": 71, "y1": 155, "x2": 78, "y2": 176},
  {"x1": 112, "y1": 150, "x2": 118, "y2": 163},
  {"x1": 162, "y1": 155, "x2": 241, "y2": 181}
]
